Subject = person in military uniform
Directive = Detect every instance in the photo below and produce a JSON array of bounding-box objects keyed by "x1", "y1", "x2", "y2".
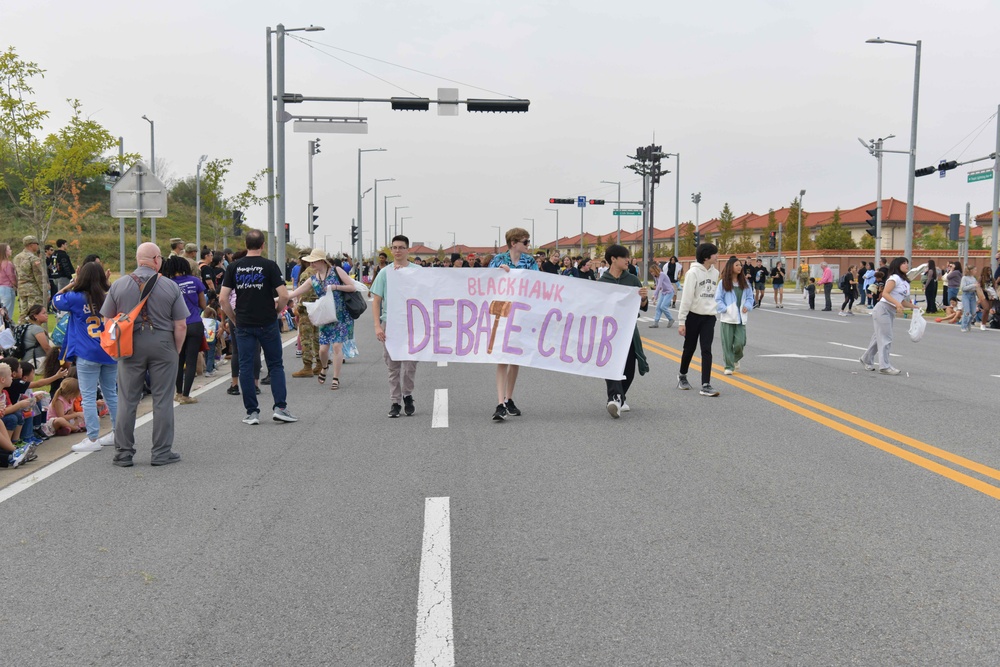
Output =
[
  {"x1": 291, "y1": 252, "x2": 321, "y2": 378},
  {"x1": 168, "y1": 238, "x2": 184, "y2": 258},
  {"x1": 13, "y1": 236, "x2": 48, "y2": 322},
  {"x1": 183, "y1": 243, "x2": 199, "y2": 275}
]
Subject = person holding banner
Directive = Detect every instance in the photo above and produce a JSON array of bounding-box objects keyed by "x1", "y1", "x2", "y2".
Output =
[
  {"x1": 488, "y1": 227, "x2": 539, "y2": 422},
  {"x1": 371, "y1": 235, "x2": 419, "y2": 418},
  {"x1": 677, "y1": 243, "x2": 720, "y2": 397},
  {"x1": 599, "y1": 245, "x2": 649, "y2": 418}
]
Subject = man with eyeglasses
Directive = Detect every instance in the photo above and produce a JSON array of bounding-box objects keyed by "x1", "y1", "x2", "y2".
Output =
[
  {"x1": 371, "y1": 235, "x2": 420, "y2": 418},
  {"x1": 488, "y1": 227, "x2": 539, "y2": 422},
  {"x1": 101, "y1": 242, "x2": 188, "y2": 467}
]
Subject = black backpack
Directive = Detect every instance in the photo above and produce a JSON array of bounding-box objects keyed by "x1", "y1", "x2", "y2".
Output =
[{"x1": 2, "y1": 323, "x2": 31, "y2": 359}]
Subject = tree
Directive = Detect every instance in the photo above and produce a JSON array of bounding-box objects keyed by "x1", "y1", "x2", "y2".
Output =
[
  {"x1": 784, "y1": 197, "x2": 811, "y2": 252},
  {"x1": 730, "y1": 220, "x2": 759, "y2": 254},
  {"x1": 813, "y1": 208, "x2": 856, "y2": 249},
  {"x1": 761, "y1": 209, "x2": 778, "y2": 251},
  {"x1": 716, "y1": 203, "x2": 736, "y2": 254},
  {"x1": 679, "y1": 221, "x2": 696, "y2": 257},
  {"x1": 0, "y1": 49, "x2": 131, "y2": 242},
  {"x1": 859, "y1": 233, "x2": 876, "y2": 250}
]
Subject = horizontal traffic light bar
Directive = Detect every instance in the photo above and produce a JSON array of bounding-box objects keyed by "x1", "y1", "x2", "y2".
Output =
[
  {"x1": 915, "y1": 160, "x2": 958, "y2": 177},
  {"x1": 281, "y1": 93, "x2": 530, "y2": 113},
  {"x1": 588, "y1": 199, "x2": 605, "y2": 205},
  {"x1": 549, "y1": 198, "x2": 574, "y2": 204}
]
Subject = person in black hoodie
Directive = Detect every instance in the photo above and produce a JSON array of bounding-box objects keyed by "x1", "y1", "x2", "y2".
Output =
[{"x1": 52, "y1": 239, "x2": 75, "y2": 292}]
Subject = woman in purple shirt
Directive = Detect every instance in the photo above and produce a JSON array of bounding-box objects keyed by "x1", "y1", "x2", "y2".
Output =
[
  {"x1": 162, "y1": 256, "x2": 206, "y2": 404},
  {"x1": 648, "y1": 263, "x2": 675, "y2": 327}
]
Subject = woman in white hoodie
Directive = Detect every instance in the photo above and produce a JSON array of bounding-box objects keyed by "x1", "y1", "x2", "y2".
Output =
[
  {"x1": 677, "y1": 243, "x2": 721, "y2": 396},
  {"x1": 715, "y1": 256, "x2": 755, "y2": 375}
]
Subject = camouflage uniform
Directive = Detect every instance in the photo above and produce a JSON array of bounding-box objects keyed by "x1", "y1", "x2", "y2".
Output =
[
  {"x1": 293, "y1": 266, "x2": 321, "y2": 375},
  {"x1": 13, "y1": 247, "x2": 47, "y2": 322}
]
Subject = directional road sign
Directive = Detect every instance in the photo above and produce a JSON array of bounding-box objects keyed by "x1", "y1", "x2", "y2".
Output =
[
  {"x1": 577, "y1": 196, "x2": 586, "y2": 208},
  {"x1": 968, "y1": 169, "x2": 994, "y2": 183},
  {"x1": 614, "y1": 209, "x2": 642, "y2": 216},
  {"x1": 110, "y1": 160, "x2": 168, "y2": 218}
]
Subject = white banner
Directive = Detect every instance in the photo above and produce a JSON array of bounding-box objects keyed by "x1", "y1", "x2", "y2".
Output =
[{"x1": 385, "y1": 268, "x2": 640, "y2": 379}]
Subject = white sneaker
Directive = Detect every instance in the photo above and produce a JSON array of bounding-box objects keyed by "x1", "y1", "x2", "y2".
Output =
[
  {"x1": 724, "y1": 368, "x2": 734, "y2": 375},
  {"x1": 72, "y1": 438, "x2": 102, "y2": 453},
  {"x1": 734, "y1": 361, "x2": 740, "y2": 371},
  {"x1": 607, "y1": 396, "x2": 622, "y2": 419},
  {"x1": 620, "y1": 401, "x2": 630, "y2": 412},
  {"x1": 981, "y1": 324, "x2": 988, "y2": 331},
  {"x1": 95, "y1": 432, "x2": 116, "y2": 447}
]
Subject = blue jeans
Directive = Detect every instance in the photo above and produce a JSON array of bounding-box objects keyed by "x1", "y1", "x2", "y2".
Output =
[
  {"x1": 205, "y1": 340, "x2": 216, "y2": 373},
  {"x1": 0, "y1": 285, "x2": 14, "y2": 317},
  {"x1": 960, "y1": 291, "x2": 978, "y2": 331},
  {"x1": 236, "y1": 320, "x2": 286, "y2": 415},
  {"x1": 653, "y1": 294, "x2": 674, "y2": 324},
  {"x1": 76, "y1": 357, "x2": 118, "y2": 441}
]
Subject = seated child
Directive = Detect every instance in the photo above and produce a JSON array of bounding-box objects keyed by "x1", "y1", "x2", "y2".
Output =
[
  {"x1": 43, "y1": 377, "x2": 85, "y2": 437},
  {"x1": 936, "y1": 298, "x2": 962, "y2": 324}
]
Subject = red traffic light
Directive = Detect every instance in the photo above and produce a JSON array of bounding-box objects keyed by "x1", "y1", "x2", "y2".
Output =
[
  {"x1": 588, "y1": 199, "x2": 605, "y2": 205},
  {"x1": 548, "y1": 198, "x2": 574, "y2": 204}
]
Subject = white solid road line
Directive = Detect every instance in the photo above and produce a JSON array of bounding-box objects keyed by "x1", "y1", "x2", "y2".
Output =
[
  {"x1": 437, "y1": 361, "x2": 448, "y2": 367},
  {"x1": 414, "y1": 497, "x2": 455, "y2": 667},
  {"x1": 759, "y1": 354, "x2": 862, "y2": 362},
  {"x1": 829, "y1": 341, "x2": 900, "y2": 357},
  {"x1": 432, "y1": 389, "x2": 449, "y2": 428}
]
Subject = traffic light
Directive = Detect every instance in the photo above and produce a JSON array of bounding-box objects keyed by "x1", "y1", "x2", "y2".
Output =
[
  {"x1": 768, "y1": 231, "x2": 776, "y2": 250},
  {"x1": 465, "y1": 99, "x2": 530, "y2": 113},
  {"x1": 588, "y1": 199, "x2": 605, "y2": 205},
  {"x1": 949, "y1": 214, "x2": 960, "y2": 241},
  {"x1": 548, "y1": 198, "x2": 574, "y2": 204},
  {"x1": 635, "y1": 146, "x2": 649, "y2": 161},
  {"x1": 938, "y1": 160, "x2": 959, "y2": 178},
  {"x1": 284, "y1": 223, "x2": 290, "y2": 243},
  {"x1": 309, "y1": 204, "x2": 319, "y2": 233},
  {"x1": 914, "y1": 165, "x2": 937, "y2": 177},
  {"x1": 351, "y1": 224, "x2": 359, "y2": 245},
  {"x1": 694, "y1": 231, "x2": 701, "y2": 245},
  {"x1": 232, "y1": 210, "x2": 244, "y2": 237},
  {"x1": 865, "y1": 208, "x2": 877, "y2": 237},
  {"x1": 391, "y1": 97, "x2": 431, "y2": 111}
]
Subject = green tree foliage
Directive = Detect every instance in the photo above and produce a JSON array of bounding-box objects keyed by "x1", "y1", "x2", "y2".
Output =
[
  {"x1": 679, "y1": 221, "x2": 696, "y2": 257},
  {"x1": 784, "y1": 197, "x2": 811, "y2": 251},
  {"x1": 730, "y1": 220, "x2": 759, "y2": 254},
  {"x1": 716, "y1": 203, "x2": 736, "y2": 254},
  {"x1": 761, "y1": 209, "x2": 778, "y2": 251},
  {"x1": 813, "y1": 208, "x2": 857, "y2": 249},
  {"x1": 0, "y1": 48, "x2": 131, "y2": 243},
  {"x1": 919, "y1": 226, "x2": 956, "y2": 250},
  {"x1": 859, "y1": 233, "x2": 876, "y2": 249}
]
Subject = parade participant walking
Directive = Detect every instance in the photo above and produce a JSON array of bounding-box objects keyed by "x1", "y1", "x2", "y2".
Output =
[
  {"x1": 53, "y1": 262, "x2": 117, "y2": 453},
  {"x1": 923, "y1": 260, "x2": 939, "y2": 314},
  {"x1": 797, "y1": 259, "x2": 810, "y2": 291},
  {"x1": 291, "y1": 257, "x2": 321, "y2": 378},
  {"x1": 162, "y1": 257, "x2": 206, "y2": 404},
  {"x1": 13, "y1": 236, "x2": 47, "y2": 322},
  {"x1": 287, "y1": 248, "x2": 357, "y2": 390},
  {"x1": 677, "y1": 243, "x2": 721, "y2": 396},
  {"x1": 101, "y1": 242, "x2": 188, "y2": 466},
  {"x1": 0, "y1": 243, "x2": 15, "y2": 317},
  {"x1": 600, "y1": 244, "x2": 649, "y2": 418},
  {"x1": 219, "y1": 229, "x2": 298, "y2": 426},
  {"x1": 771, "y1": 261, "x2": 785, "y2": 308},
  {"x1": 488, "y1": 227, "x2": 539, "y2": 421},
  {"x1": 371, "y1": 235, "x2": 418, "y2": 418},
  {"x1": 818, "y1": 262, "x2": 834, "y2": 311},
  {"x1": 648, "y1": 263, "x2": 674, "y2": 328},
  {"x1": 838, "y1": 264, "x2": 857, "y2": 316},
  {"x1": 860, "y1": 257, "x2": 914, "y2": 375},
  {"x1": 752, "y1": 259, "x2": 768, "y2": 308},
  {"x1": 715, "y1": 256, "x2": 754, "y2": 375}
]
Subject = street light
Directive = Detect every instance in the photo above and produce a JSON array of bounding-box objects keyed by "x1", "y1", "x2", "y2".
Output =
[
  {"x1": 867, "y1": 36, "x2": 921, "y2": 259},
  {"x1": 373, "y1": 178, "x2": 395, "y2": 253},
  {"x1": 324, "y1": 234, "x2": 333, "y2": 253},
  {"x1": 400, "y1": 216, "x2": 413, "y2": 235},
  {"x1": 358, "y1": 147, "x2": 386, "y2": 262},
  {"x1": 196, "y1": 154, "x2": 208, "y2": 251},
  {"x1": 795, "y1": 189, "x2": 806, "y2": 287},
  {"x1": 545, "y1": 208, "x2": 560, "y2": 253},
  {"x1": 141, "y1": 115, "x2": 156, "y2": 243},
  {"x1": 394, "y1": 205, "x2": 409, "y2": 240},
  {"x1": 448, "y1": 232, "x2": 456, "y2": 250},
  {"x1": 600, "y1": 180, "x2": 621, "y2": 243},
  {"x1": 660, "y1": 152, "x2": 682, "y2": 256},
  {"x1": 491, "y1": 225, "x2": 501, "y2": 249},
  {"x1": 522, "y1": 218, "x2": 534, "y2": 249},
  {"x1": 269, "y1": 22, "x2": 326, "y2": 272},
  {"x1": 384, "y1": 194, "x2": 401, "y2": 242}
]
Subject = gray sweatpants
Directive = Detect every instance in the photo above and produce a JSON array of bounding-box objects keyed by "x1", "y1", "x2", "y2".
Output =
[
  {"x1": 114, "y1": 328, "x2": 179, "y2": 463},
  {"x1": 381, "y1": 340, "x2": 416, "y2": 404},
  {"x1": 861, "y1": 301, "x2": 896, "y2": 370}
]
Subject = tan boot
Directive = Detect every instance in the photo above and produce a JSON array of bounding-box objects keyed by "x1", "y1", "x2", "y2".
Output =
[
  {"x1": 312, "y1": 361, "x2": 323, "y2": 375},
  {"x1": 292, "y1": 365, "x2": 313, "y2": 378}
]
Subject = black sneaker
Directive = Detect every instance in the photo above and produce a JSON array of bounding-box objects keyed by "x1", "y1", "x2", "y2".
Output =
[
  {"x1": 403, "y1": 395, "x2": 415, "y2": 416},
  {"x1": 504, "y1": 398, "x2": 521, "y2": 416},
  {"x1": 677, "y1": 374, "x2": 692, "y2": 390},
  {"x1": 492, "y1": 403, "x2": 508, "y2": 421},
  {"x1": 261, "y1": 374, "x2": 271, "y2": 385},
  {"x1": 255, "y1": 386, "x2": 261, "y2": 395},
  {"x1": 700, "y1": 384, "x2": 720, "y2": 397},
  {"x1": 388, "y1": 403, "x2": 402, "y2": 418},
  {"x1": 227, "y1": 385, "x2": 240, "y2": 395}
]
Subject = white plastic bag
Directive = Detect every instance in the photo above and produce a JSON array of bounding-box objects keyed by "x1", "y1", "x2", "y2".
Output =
[
  {"x1": 305, "y1": 287, "x2": 338, "y2": 326},
  {"x1": 908, "y1": 308, "x2": 926, "y2": 342}
]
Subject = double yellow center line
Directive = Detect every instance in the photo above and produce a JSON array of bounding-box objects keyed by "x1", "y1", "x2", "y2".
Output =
[{"x1": 641, "y1": 337, "x2": 1000, "y2": 501}]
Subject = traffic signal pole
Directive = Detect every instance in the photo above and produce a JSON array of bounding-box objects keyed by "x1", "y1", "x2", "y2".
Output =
[
  {"x1": 307, "y1": 140, "x2": 316, "y2": 249},
  {"x1": 875, "y1": 137, "x2": 884, "y2": 268},
  {"x1": 993, "y1": 103, "x2": 1000, "y2": 275}
]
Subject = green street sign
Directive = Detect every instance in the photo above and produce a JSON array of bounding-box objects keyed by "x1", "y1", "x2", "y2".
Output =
[
  {"x1": 613, "y1": 209, "x2": 642, "y2": 216},
  {"x1": 968, "y1": 169, "x2": 994, "y2": 183}
]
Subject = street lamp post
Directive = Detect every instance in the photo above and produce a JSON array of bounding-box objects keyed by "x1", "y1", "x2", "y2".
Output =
[
  {"x1": 546, "y1": 208, "x2": 560, "y2": 253},
  {"x1": 196, "y1": 154, "x2": 207, "y2": 251},
  {"x1": 384, "y1": 195, "x2": 401, "y2": 243},
  {"x1": 357, "y1": 148, "x2": 386, "y2": 262},
  {"x1": 795, "y1": 189, "x2": 806, "y2": 287},
  {"x1": 867, "y1": 37, "x2": 921, "y2": 259},
  {"x1": 448, "y1": 232, "x2": 456, "y2": 250},
  {"x1": 400, "y1": 216, "x2": 412, "y2": 235},
  {"x1": 141, "y1": 115, "x2": 156, "y2": 242},
  {"x1": 662, "y1": 153, "x2": 681, "y2": 256},
  {"x1": 373, "y1": 178, "x2": 394, "y2": 254},
  {"x1": 323, "y1": 235, "x2": 333, "y2": 253},
  {"x1": 395, "y1": 205, "x2": 409, "y2": 240},
  {"x1": 601, "y1": 180, "x2": 621, "y2": 244},
  {"x1": 491, "y1": 225, "x2": 501, "y2": 250},
  {"x1": 522, "y1": 218, "x2": 534, "y2": 249},
  {"x1": 271, "y1": 23, "x2": 325, "y2": 274}
]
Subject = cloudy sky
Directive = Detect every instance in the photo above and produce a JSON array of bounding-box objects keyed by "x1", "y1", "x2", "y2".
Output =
[{"x1": 5, "y1": 0, "x2": 1000, "y2": 253}]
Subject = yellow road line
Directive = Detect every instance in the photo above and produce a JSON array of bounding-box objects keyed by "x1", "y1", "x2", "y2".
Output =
[{"x1": 640, "y1": 337, "x2": 1000, "y2": 501}]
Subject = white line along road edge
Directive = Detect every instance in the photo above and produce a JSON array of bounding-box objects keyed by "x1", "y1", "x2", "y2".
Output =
[
  {"x1": 415, "y1": 496, "x2": 455, "y2": 667},
  {"x1": 432, "y1": 389, "x2": 449, "y2": 429}
]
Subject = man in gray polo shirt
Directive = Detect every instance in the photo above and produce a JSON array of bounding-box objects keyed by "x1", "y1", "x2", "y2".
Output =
[{"x1": 101, "y1": 242, "x2": 188, "y2": 467}]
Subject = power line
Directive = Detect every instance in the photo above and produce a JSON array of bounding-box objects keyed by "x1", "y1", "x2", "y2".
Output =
[
  {"x1": 938, "y1": 111, "x2": 998, "y2": 162},
  {"x1": 289, "y1": 35, "x2": 420, "y2": 97}
]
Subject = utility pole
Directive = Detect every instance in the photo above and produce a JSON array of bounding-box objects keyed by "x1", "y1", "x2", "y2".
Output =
[
  {"x1": 626, "y1": 143, "x2": 668, "y2": 282},
  {"x1": 692, "y1": 193, "x2": 702, "y2": 251}
]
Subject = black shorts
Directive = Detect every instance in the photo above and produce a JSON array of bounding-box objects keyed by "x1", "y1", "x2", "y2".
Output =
[{"x1": 754, "y1": 282, "x2": 766, "y2": 291}]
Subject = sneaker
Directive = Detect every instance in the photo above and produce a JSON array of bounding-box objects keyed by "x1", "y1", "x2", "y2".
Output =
[
  {"x1": 723, "y1": 368, "x2": 734, "y2": 375},
  {"x1": 272, "y1": 407, "x2": 299, "y2": 423},
  {"x1": 9, "y1": 446, "x2": 28, "y2": 468},
  {"x1": 295, "y1": 349, "x2": 303, "y2": 357},
  {"x1": 666, "y1": 320, "x2": 674, "y2": 328},
  {"x1": 261, "y1": 374, "x2": 271, "y2": 385},
  {"x1": 403, "y1": 395, "x2": 415, "y2": 416},
  {"x1": 504, "y1": 398, "x2": 521, "y2": 416},
  {"x1": 677, "y1": 374, "x2": 692, "y2": 390},
  {"x1": 242, "y1": 412, "x2": 260, "y2": 425},
  {"x1": 700, "y1": 384, "x2": 720, "y2": 397},
  {"x1": 859, "y1": 357, "x2": 875, "y2": 371},
  {"x1": 227, "y1": 385, "x2": 240, "y2": 395},
  {"x1": 95, "y1": 432, "x2": 116, "y2": 447},
  {"x1": 151, "y1": 452, "x2": 181, "y2": 466},
  {"x1": 205, "y1": 370, "x2": 217, "y2": 377},
  {"x1": 981, "y1": 324, "x2": 988, "y2": 331},
  {"x1": 388, "y1": 403, "x2": 402, "y2": 418},
  {"x1": 39, "y1": 421, "x2": 55, "y2": 437},
  {"x1": 649, "y1": 322, "x2": 659, "y2": 328},
  {"x1": 72, "y1": 437, "x2": 102, "y2": 453},
  {"x1": 620, "y1": 400, "x2": 631, "y2": 412},
  {"x1": 838, "y1": 311, "x2": 847, "y2": 317},
  {"x1": 255, "y1": 386, "x2": 261, "y2": 395},
  {"x1": 492, "y1": 403, "x2": 508, "y2": 422},
  {"x1": 607, "y1": 395, "x2": 622, "y2": 418},
  {"x1": 879, "y1": 367, "x2": 901, "y2": 375},
  {"x1": 734, "y1": 361, "x2": 740, "y2": 371},
  {"x1": 177, "y1": 395, "x2": 199, "y2": 405}
]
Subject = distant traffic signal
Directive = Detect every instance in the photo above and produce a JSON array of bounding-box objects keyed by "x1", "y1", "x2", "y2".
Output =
[
  {"x1": 588, "y1": 199, "x2": 605, "y2": 205},
  {"x1": 351, "y1": 224, "x2": 359, "y2": 245},
  {"x1": 391, "y1": 97, "x2": 430, "y2": 111},
  {"x1": 233, "y1": 210, "x2": 244, "y2": 237},
  {"x1": 284, "y1": 223, "x2": 290, "y2": 243},
  {"x1": 549, "y1": 198, "x2": 574, "y2": 204},
  {"x1": 309, "y1": 204, "x2": 320, "y2": 233},
  {"x1": 865, "y1": 208, "x2": 878, "y2": 237},
  {"x1": 949, "y1": 214, "x2": 960, "y2": 241},
  {"x1": 466, "y1": 99, "x2": 530, "y2": 113},
  {"x1": 914, "y1": 165, "x2": 937, "y2": 177},
  {"x1": 938, "y1": 160, "x2": 959, "y2": 178},
  {"x1": 694, "y1": 231, "x2": 701, "y2": 245},
  {"x1": 768, "y1": 231, "x2": 776, "y2": 250}
]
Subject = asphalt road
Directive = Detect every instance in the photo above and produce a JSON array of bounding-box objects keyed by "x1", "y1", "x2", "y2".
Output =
[{"x1": 3, "y1": 292, "x2": 1000, "y2": 666}]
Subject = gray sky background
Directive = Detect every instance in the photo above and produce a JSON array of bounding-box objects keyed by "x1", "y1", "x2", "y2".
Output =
[{"x1": 5, "y1": 0, "x2": 1000, "y2": 253}]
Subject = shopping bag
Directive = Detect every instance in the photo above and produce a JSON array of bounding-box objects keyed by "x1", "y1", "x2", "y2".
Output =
[
  {"x1": 305, "y1": 287, "x2": 338, "y2": 326},
  {"x1": 908, "y1": 308, "x2": 926, "y2": 342}
]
